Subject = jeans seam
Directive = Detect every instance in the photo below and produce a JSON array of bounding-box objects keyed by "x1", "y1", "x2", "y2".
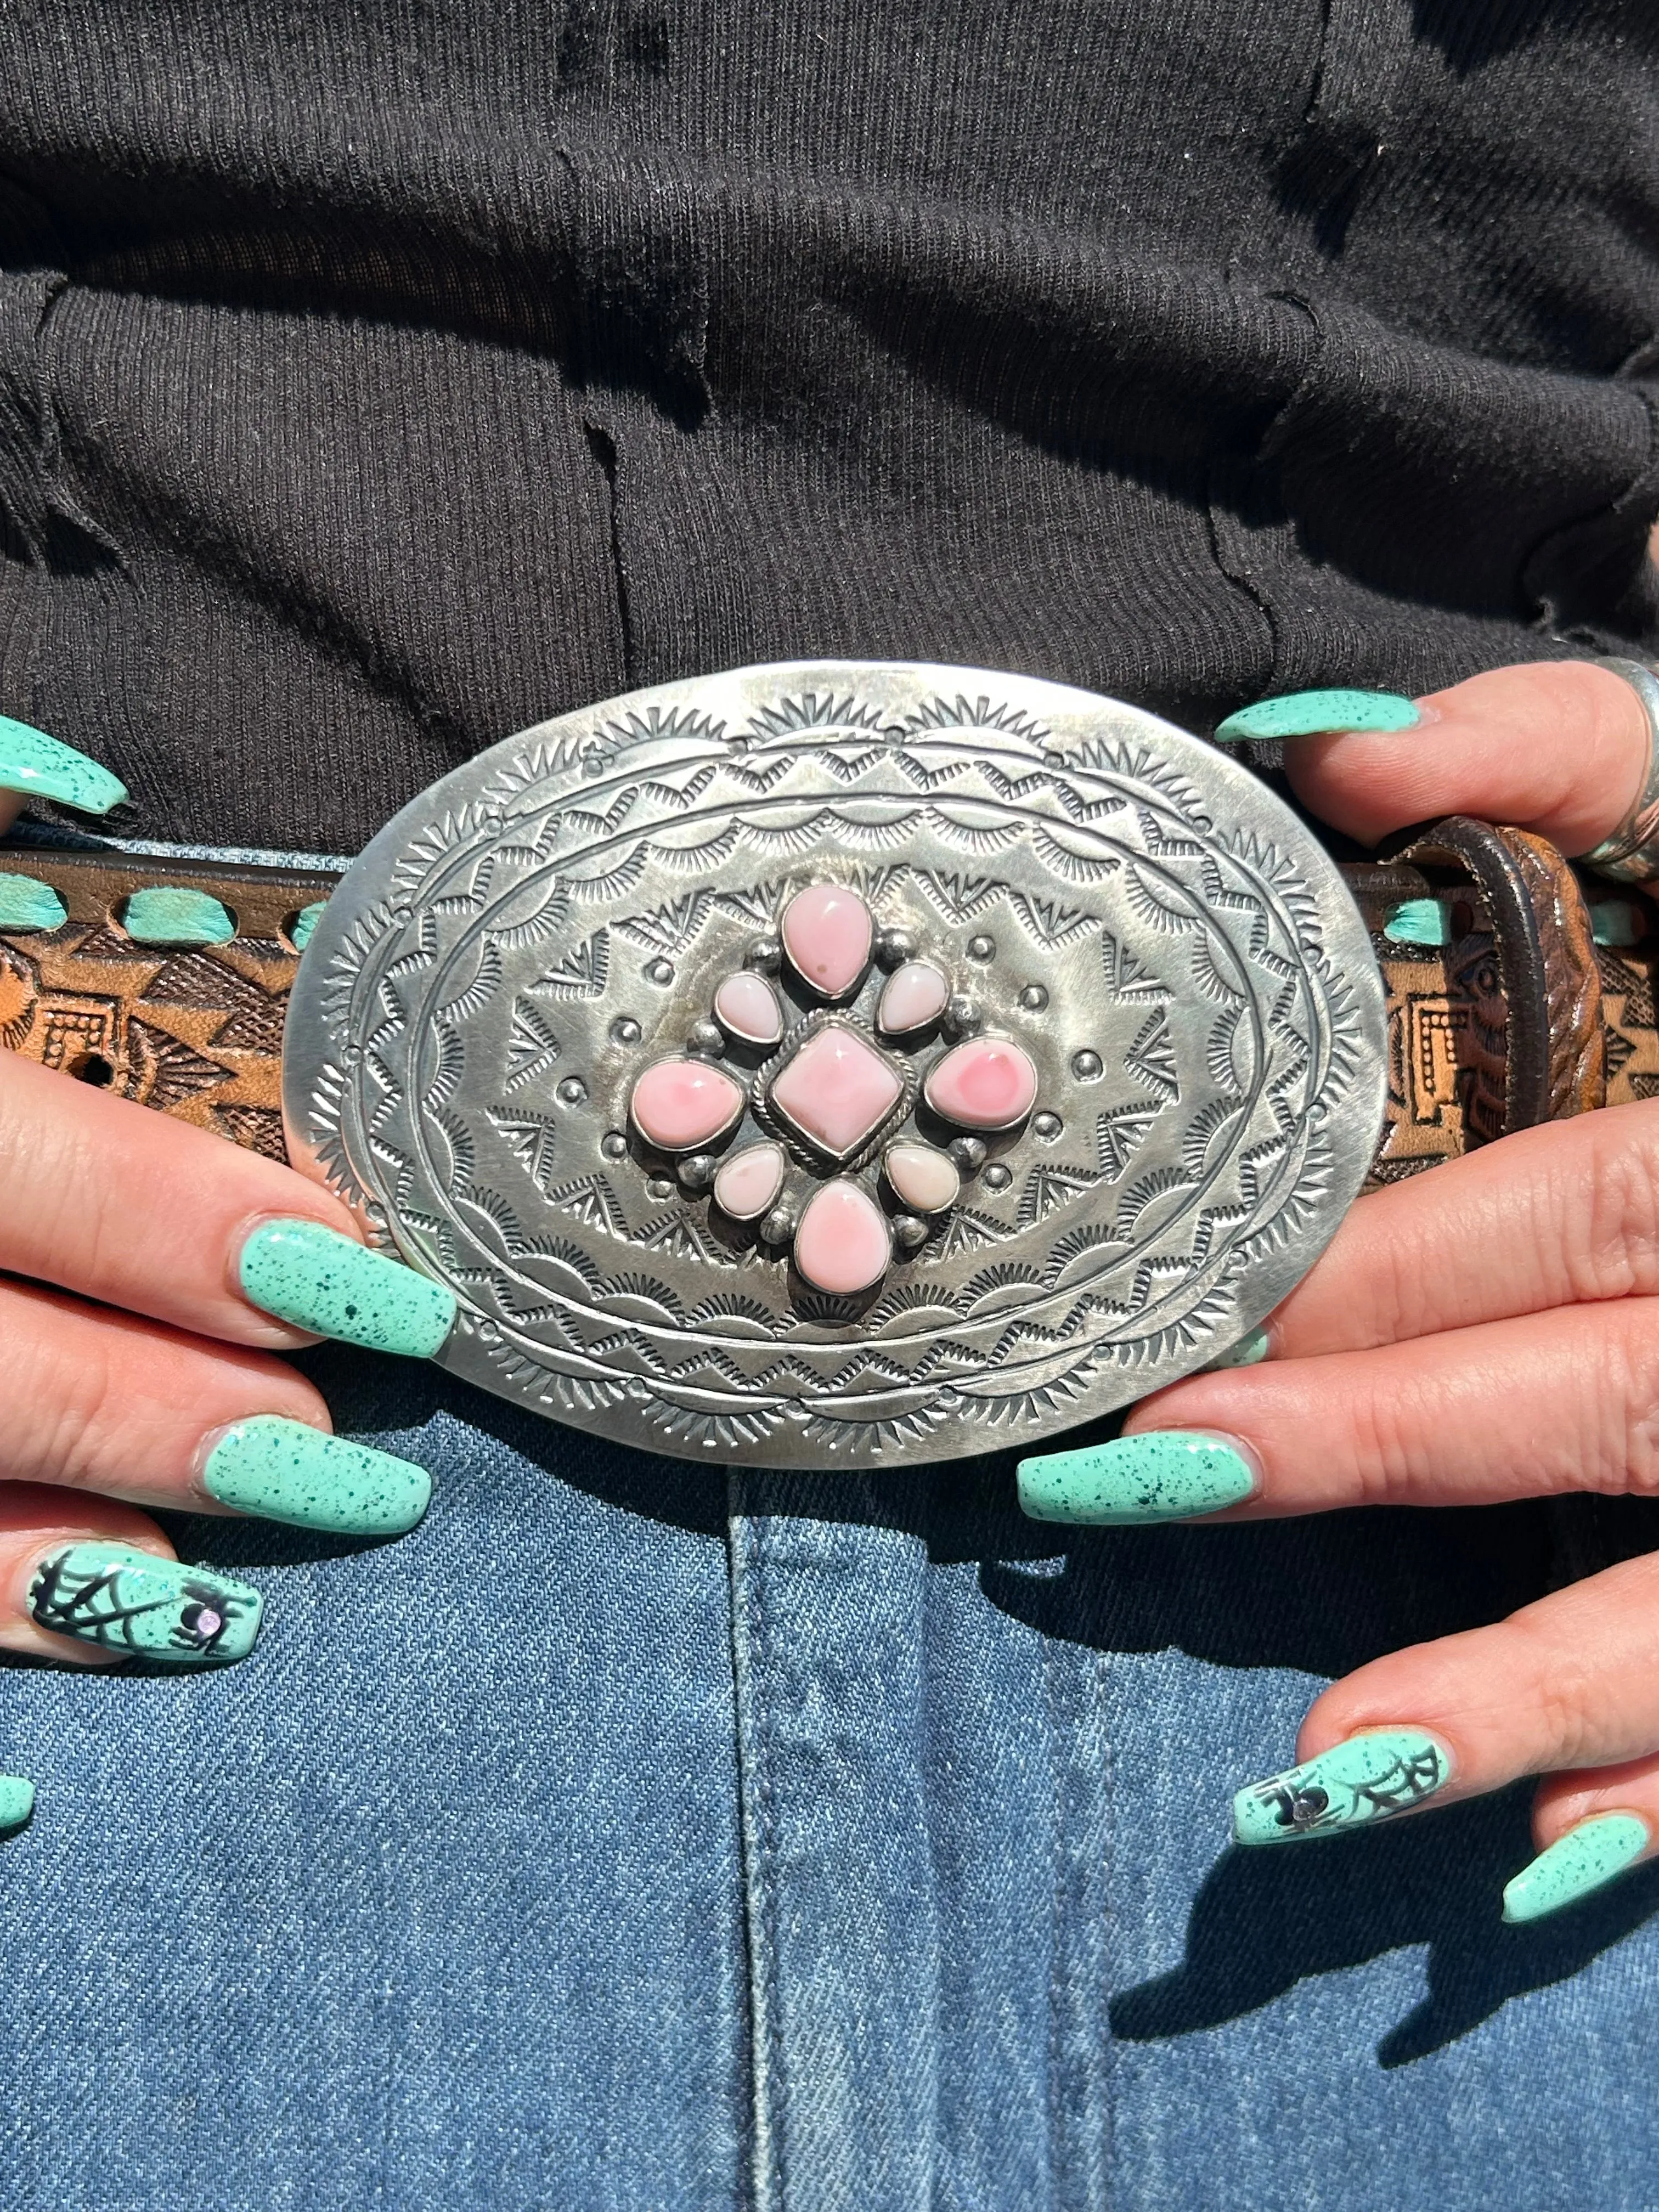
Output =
[
  {"x1": 1047, "y1": 1639, "x2": 1113, "y2": 2212},
  {"x1": 729, "y1": 1475, "x2": 787, "y2": 2212}
]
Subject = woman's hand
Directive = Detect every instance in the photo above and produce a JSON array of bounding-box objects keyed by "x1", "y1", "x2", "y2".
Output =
[
  {"x1": 1019, "y1": 658, "x2": 1659, "y2": 1924},
  {"x1": 0, "y1": 736, "x2": 447, "y2": 1677}
]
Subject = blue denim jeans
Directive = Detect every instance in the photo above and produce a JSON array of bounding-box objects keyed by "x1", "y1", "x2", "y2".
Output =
[{"x1": 3, "y1": 1334, "x2": 1658, "y2": 2210}]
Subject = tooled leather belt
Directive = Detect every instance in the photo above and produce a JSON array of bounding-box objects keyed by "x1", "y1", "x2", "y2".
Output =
[{"x1": 1, "y1": 662, "x2": 1652, "y2": 1468}]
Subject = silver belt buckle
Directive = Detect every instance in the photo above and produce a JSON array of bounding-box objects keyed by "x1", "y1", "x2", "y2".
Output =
[{"x1": 283, "y1": 662, "x2": 1386, "y2": 1466}]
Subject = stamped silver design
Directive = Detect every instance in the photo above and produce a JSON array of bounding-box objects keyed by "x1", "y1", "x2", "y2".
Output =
[{"x1": 283, "y1": 661, "x2": 1386, "y2": 1466}]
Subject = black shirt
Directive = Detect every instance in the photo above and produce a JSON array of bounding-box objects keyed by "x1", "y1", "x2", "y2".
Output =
[{"x1": 1, "y1": 0, "x2": 1656, "y2": 850}]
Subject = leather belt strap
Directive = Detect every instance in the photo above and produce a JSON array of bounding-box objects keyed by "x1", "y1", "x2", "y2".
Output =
[{"x1": 0, "y1": 825, "x2": 1649, "y2": 1187}]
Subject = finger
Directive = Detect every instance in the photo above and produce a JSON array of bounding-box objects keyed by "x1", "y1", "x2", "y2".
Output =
[
  {"x1": 1263, "y1": 1102, "x2": 1659, "y2": 1361},
  {"x1": 1019, "y1": 1298, "x2": 1659, "y2": 1522},
  {"x1": 0, "y1": 1483, "x2": 263, "y2": 1670},
  {"x1": 0, "y1": 1052, "x2": 455, "y2": 1359},
  {"x1": 1229, "y1": 1550, "x2": 1659, "y2": 1852},
  {"x1": 1225, "y1": 662, "x2": 1651, "y2": 854},
  {"x1": 0, "y1": 1277, "x2": 431, "y2": 1536}
]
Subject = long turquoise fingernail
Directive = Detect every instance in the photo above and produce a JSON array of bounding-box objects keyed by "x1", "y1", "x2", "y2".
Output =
[
  {"x1": 122, "y1": 887, "x2": 235, "y2": 946},
  {"x1": 1017, "y1": 1431, "x2": 1257, "y2": 1525},
  {"x1": 28, "y1": 1543, "x2": 262, "y2": 1666},
  {"x1": 0, "y1": 713, "x2": 127, "y2": 814},
  {"x1": 0, "y1": 873, "x2": 67, "y2": 932},
  {"x1": 1214, "y1": 689, "x2": 1421, "y2": 743},
  {"x1": 203, "y1": 1417, "x2": 432, "y2": 1535},
  {"x1": 238, "y1": 1218, "x2": 456, "y2": 1358},
  {"x1": 1503, "y1": 1813, "x2": 1650, "y2": 1924},
  {"x1": 1234, "y1": 1728, "x2": 1449, "y2": 1844},
  {"x1": 0, "y1": 1778, "x2": 32, "y2": 1832}
]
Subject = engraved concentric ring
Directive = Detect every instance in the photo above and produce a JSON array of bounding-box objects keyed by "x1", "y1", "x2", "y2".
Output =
[{"x1": 282, "y1": 662, "x2": 1387, "y2": 1467}]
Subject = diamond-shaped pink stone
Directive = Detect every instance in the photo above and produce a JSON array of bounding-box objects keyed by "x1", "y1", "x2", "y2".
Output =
[{"x1": 767, "y1": 1024, "x2": 903, "y2": 1160}]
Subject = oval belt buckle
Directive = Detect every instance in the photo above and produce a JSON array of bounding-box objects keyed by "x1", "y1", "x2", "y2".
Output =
[{"x1": 283, "y1": 662, "x2": 1387, "y2": 1466}]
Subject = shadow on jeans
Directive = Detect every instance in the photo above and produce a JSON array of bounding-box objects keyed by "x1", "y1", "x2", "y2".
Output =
[
  {"x1": 1108, "y1": 1791, "x2": 1659, "y2": 2065},
  {"x1": 195, "y1": 1347, "x2": 1659, "y2": 2059}
]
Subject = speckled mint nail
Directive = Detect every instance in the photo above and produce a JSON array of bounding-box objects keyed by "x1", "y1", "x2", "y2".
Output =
[
  {"x1": 239, "y1": 1218, "x2": 456, "y2": 1358},
  {"x1": 0, "y1": 1778, "x2": 32, "y2": 1832},
  {"x1": 122, "y1": 887, "x2": 235, "y2": 946},
  {"x1": 1214, "y1": 689, "x2": 1421, "y2": 743},
  {"x1": 1017, "y1": 1431, "x2": 1256, "y2": 1525},
  {"x1": 0, "y1": 872, "x2": 67, "y2": 932},
  {"x1": 204, "y1": 1417, "x2": 431, "y2": 1535},
  {"x1": 28, "y1": 1544, "x2": 262, "y2": 1666},
  {"x1": 1234, "y1": 1729, "x2": 1449, "y2": 1846},
  {"x1": 1503, "y1": 1813, "x2": 1649, "y2": 1924},
  {"x1": 0, "y1": 713, "x2": 127, "y2": 814}
]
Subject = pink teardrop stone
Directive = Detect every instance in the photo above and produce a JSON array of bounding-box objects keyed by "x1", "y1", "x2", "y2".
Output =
[
  {"x1": 884, "y1": 1142, "x2": 960, "y2": 1214},
  {"x1": 924, "y1": 1036, "x2": 1038, "y2": 1130},
  {"x1": 714, "y1": 969, "x2": 784, "y2": 1046},
  {"x1": 793, "y1": 1179, "x2": 890, "y2": 1296},
  {"x1": 713, "y1": 1142, "x2": 785, "y2": 1221},
  {"x1": 629, "y1": 1059, "x2": 745, "y2": 1152},
  {"x1": 876, "y1": 961, "x2": 950, "y2": 1036},
  {"x1": 780, "y1": 884, "x2": 872, "y2": 999}
]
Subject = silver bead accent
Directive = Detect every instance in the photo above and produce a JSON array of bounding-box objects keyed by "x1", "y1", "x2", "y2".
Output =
[
  {"x1": 601, "y1": 1130, "x2": 628, "y2": 1159},
  {"x1": 647, "y1": 1177, "x2": 675, "y2": 1200},
  {"x1": 948, "y1": 1136, "x2": 986, "y2": 1173},
  {"x1": 943, "y1": 994, "x2": 981, "y2": 1040},
  {"x1": 966, "y1": 934, "x2": 996, "y2": 962},
  {"x1": 1032, "y1": 1111, "x2": 1062, "y2": 1141},
  {"x1": 745, "y1": 934, "x2": 782, "y2": 973},
  {"x1": 982, "y1": 1163, "x2": 1012, "y2": 1192},
  {"x1": 892, "y1": 1214, "x2": 929, "y2": 1252},
  {"x1": 759, "y1": 1205, "x2": 795, "y2": 1246},
  {"x1": 1019, "y1": 983, "x2": 1048, "y2": 1011},
  {"x1": 556, "y1": 1076, "x2": 588, "y2": 1105},
  {"x1": 679, "y1": 1153, "x2": 718, "y2": 1192},
  {"x1": 1071, "y1": 1049, "x2": 1102, "y2": 1081},
  {"x1": 874, "y1": 926, "x2": 917, "y2": 970},
  {"x1": 611, "y1": 1015, "x2": 642, "y2": 1045},
  {"x1": 645, "y1": 957, "x2": 675, "y2": 985},
  {"x1": 686, "y1": 1019, "x2": 727, "y2": 1059}
]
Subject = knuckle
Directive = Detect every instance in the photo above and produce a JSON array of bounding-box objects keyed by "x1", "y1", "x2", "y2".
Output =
[
  {"x1": 1580, "y1": 1112, "x2": 1659, "y2": 1302},
  {"x1": 1526, "y1": 1668, "x2": 1597, "y2": 1772},
  {"x1": 1340, "y1": 1381, "x2": 1423, "y2": 1508},
  {"x1": 5, "y1": 1329, "x2": 121, "y2": 1492}
]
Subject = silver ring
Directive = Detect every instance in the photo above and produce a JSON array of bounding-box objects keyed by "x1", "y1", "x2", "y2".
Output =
[{"x1": 1579, "y1": 657, "x2": 1659, "y2": 884}]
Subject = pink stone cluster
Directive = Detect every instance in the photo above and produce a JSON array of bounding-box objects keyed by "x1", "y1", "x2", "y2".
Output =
[{"x1": 625, "y1": 882, "x2": 1039, "y2": 1299}]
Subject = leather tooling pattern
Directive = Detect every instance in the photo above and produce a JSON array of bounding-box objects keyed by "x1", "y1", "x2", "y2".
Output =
[{"x1": 0, "y1": 848, "x2": 339, "y2": 1158}]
